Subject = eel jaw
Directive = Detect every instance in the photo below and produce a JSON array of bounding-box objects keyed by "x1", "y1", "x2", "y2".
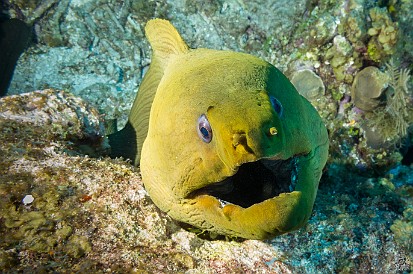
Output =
[
  {"x1": 181, "y1": 153, "x2": 315, "y2": 239},
  {"x1": 188, "y1": 154, "x2": 301, "y2": 209}
]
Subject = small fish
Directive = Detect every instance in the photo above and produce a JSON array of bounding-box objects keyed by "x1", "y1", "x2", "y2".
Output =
[{"x1": 109, "y1": 19, "x2": 329, "y2": 239}]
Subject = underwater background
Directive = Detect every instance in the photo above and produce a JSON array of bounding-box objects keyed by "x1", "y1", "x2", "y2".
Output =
[{"x1": 0, "y1": 0, "x2": 412, "y2": 272}]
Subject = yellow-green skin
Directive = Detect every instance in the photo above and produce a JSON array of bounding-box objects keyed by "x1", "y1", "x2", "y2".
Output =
[{"x1": 124, "y1": 19, "x2": 328, "y2": 239}]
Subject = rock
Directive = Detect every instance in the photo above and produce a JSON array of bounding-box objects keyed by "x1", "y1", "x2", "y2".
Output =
[
  {"x1": 351, "y1": 66, "x2": 389, "y2": 111},
  {"x1": 0, "y1": 89, "x2": 290, "y2": 272},
  {"x1": 0, "y1": 89, "x2": 104, "y2": 140},
  {"x1": 22, "y1": 195, "x2": 34, "y2": 205},
  {"x1": 290, "y1": 69, "x2": 325, "y2": 100}
]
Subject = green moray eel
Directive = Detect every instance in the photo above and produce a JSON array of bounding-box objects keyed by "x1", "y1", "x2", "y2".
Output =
[{"x1": 109, "y1": 19, "x2": 329, "y2": 239}]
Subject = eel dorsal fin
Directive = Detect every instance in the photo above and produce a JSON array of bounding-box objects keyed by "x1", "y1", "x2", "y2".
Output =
[
  {"x1": 109, "y1": 19, "x2": 189, "y2": 165},
  {"x1": 144, "y1": 19, "x2": 189, "y2": 67}
]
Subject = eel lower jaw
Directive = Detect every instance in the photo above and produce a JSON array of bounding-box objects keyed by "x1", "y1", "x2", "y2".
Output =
[{"x1": 188, "y1": 153, "x2": 305, "y2": 210}]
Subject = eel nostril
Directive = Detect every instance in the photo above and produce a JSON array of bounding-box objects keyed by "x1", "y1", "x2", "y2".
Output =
[
  {"x1": 232, "y1": 132, "x2": 254, "y2": 154},
  {"x1": 232, "y1": 132, "x2": 247, "y2": 147}
]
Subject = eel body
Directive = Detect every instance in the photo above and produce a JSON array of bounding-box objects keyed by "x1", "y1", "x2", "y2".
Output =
[{"x1": 109, "y1": 19, "x2": 329, "y2": 239}]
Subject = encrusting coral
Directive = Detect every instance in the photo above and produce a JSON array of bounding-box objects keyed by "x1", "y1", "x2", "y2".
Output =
[
  {"x1": 291, "y1": 69, "x2": 325, "y2": 101},
  {"x1": 367, "y1": 7, "x2": 398, "y2": 62},
  {"x1": 351, "y1": 66, "x2": 389, "y2": 111},
  {"x1": 384, "y1": 60, "x2": 411, "y2": 137},
  {"x1": 365, "y1": 60, "x2": 411, "y2": 144}
]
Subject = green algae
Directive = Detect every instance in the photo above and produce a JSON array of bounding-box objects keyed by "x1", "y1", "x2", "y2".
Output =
[
  {"x1": 66, "y1": 235, "x2": 92, "y2": 258},
  {"x1": 0, "y1": 91, "x2": 102, "y2": 269},
  {"x1": 0, "y1": 162, "x2": 86, "y2": 254},
  {"x1": 391, "y1": 206, "x2": 413, "y2": 252},
  {"x1": 9, "y1": 0, "x2": 43, "y2": 11}
]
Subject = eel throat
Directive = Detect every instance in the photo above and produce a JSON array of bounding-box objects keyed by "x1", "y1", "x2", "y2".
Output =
[{"x1": 189, "y1": 155, "x2": 300, "y2": 208}]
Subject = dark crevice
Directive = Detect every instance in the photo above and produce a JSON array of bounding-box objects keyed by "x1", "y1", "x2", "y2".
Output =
[
  {"x1": 401, "y1": 146, "x2": 413, "y2": 166},
  {"x1": 190, "y1": 157, "x2": 295, "y2": 208}
]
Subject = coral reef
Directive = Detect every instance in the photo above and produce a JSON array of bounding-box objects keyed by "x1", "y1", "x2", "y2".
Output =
[
  {"x1": 384, "y1": 60, "x2": 411, "y2": 137},
  {"x1": 367, "y1": 7, "x2": 398, "y2": 62},
  {"x1": 325, "y1": 35, "x2": 360, "y2": 84},
  {"x1": 290, "y1": 69, "x2": 325, "y2": 101},
  {"x1": 1, "y1": 89, "x2": 412, "y2": 272},
  {"x1": 391, "y1": 207, "x2": 413, "y2": 252},
  {"x1": 1, "y1": 0, "x2": 412, "y2": 272},
  {"x1": 0, "y1": 90, "x2": 292, "y2": 272},
  {"x1": 365, "y1": 60, "x2": 412, "y2": 144},
  {"x1": 351, "y1": 66, "x2": 389, "y2": 111}
]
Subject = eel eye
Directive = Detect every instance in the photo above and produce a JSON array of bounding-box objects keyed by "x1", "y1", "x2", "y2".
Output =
[
  {"x1": 197, "y1": 114, "x2": 212, "y2": 143},
  {"x1": 270, "y1": 96, "x2": 283, "y2": 117}
]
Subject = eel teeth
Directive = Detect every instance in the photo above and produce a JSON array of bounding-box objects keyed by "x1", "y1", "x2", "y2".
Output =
[
  {"x1": 289, "y1": 157, "x2": 299, "y2": 192},
  {"x1": 218, "y1": 198, "x2": 231, "y2": 208}
]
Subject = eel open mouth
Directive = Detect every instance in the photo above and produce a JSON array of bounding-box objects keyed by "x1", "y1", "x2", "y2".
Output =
[{"x1": 189, "y1": 156, "x2": 300, "y2": 208}]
